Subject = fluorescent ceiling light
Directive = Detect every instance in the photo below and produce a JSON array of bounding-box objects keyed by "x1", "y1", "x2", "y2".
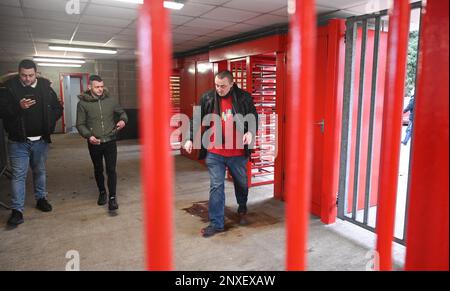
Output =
[
  {"x1": 33, "y1": 57, "x2": 85, "y2": 64},
  {"x1": 37, "y1": 63, "x2": 82, "y2": 68},
  {"x1": 163, "y1": 1, "x2": 184, "y2": 10},
  {"x1": 48, "y1": 44, "x2": 117, "y2": 54},
  {"x1": 112, "y1": 0, "x2": 184, "y2": 10},
  {"x1": 113, "y1": 0, "x2": 143, "y2": 3}
]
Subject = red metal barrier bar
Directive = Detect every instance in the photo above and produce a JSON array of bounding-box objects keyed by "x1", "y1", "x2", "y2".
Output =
[
  {"x1": 285, "y1": 0, "x2": 316, "y2": 270},
  {"x1": 375, "y1": 0, "x2": 410, "y2": 271},
  {"x1": 405, "y1": 0, "x2": 449, "y2": 271},
  {"x1": 137, "y1": 0, "x2": 173, "y2": 270},
  {"x1": 320, "y1": 19, "x2": 345, "y2": 224}
]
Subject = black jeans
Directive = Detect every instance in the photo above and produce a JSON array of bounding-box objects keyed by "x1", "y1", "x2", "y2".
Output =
[{"x1": 88, "y1": 140, "x2": 117, "y2": 197}]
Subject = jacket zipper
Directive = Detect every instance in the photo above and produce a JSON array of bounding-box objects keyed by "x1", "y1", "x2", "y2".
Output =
[{"x1": 98, "y1": 99, "x2": 105, "y2": 140}]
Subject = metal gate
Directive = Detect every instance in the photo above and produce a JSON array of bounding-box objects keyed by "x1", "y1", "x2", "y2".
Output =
[{"x1": 337, "y1": 2, "x2": 422, "y2": 245}]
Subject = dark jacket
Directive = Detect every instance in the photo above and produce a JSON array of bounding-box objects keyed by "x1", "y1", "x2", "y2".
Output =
[
  {"x1": 403, "y1": 96, "x2": 415, "y2": 122},
  {"x1": 189, "y1": 83, "x2": 258, "y2": 160},
  {"x1": 0, "y1": 76, "x2": 63, "y2": 143},
  {"x1": 76, "y1": 90, "x2": 128, "y2": 143}
]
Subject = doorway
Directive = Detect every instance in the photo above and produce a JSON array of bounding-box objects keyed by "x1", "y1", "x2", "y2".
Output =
[{"x1": 60, "y1": 73, "x2": 89, "y2": 133}]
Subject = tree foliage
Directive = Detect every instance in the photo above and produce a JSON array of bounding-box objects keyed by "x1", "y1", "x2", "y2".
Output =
[{"x1": 406, "y1": 30, "x2": 419, "y2": 97}]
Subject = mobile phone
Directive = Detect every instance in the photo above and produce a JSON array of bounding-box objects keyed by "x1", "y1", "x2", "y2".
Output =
[{"x1": 24, "y1": 94, "x2": 35, "y2": 101}]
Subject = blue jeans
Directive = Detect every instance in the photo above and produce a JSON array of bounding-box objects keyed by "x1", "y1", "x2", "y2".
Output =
[
  {"x1": 8, "y1": 139, "x2": 49, "y2": 212},
  {"x1": 402, "y1": 122, "x2": 413, "y2": 145},
  {"x1": 205, "y1": 152, "x2": 248, "y2": 229}
]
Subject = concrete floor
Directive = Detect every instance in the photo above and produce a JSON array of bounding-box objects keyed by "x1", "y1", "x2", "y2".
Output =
[{"x1": 0, "y1": 134, "x2": 405, "y2": 271}]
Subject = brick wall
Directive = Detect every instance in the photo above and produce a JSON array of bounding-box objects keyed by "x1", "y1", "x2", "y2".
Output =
[{"x1": 96, "y1": 60, "x2": 137, "y2": 109}]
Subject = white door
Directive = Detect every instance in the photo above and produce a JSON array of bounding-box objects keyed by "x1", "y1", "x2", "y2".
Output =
[
  {"x1": 69, "y1": 77, "x2": 82, "y2": 133},
  {"x1": 63, "y1": 76, "x2": 83, "y2": 133}
]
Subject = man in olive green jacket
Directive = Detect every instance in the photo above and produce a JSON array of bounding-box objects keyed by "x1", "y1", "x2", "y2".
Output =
[{"x1": 76, "y1": 75, "x2": 128, "y2": 211}]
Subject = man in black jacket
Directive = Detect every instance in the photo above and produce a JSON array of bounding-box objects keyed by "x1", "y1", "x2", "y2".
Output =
[
  {"x1": 184, "y1": 70, "x2": 258, "y2": 237},
  {"x1": 0, "y1": 60, "x2": 63, "y2": 226}
]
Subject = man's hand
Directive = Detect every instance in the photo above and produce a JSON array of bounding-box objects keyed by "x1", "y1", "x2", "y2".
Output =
[
  {"x1": 184, "y1": 140, "x2": 193, "y2": 154},
  {"x1": 89, "y1": 136, "x2": 101, "y2": 145},
  {"x1": 116, "y1": 120, "x2": 126, "y2": 130},
  {"x1": 19, "y1": 98, "x2": 36, "y2": 109},
  {"x1": 243, "y1": 132, "x2": 253, "y2": 145}
]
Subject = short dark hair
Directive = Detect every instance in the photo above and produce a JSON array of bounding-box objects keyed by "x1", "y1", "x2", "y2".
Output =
[
  {"x1": 215, "y1": 70, "x2": 233, "y2": 83},
  {"x1": 89, "y1": 75, "x2": 103, "y2": 83},
  {"x1": 18, "y1": 59, "x2": 37, "y2": 72}
]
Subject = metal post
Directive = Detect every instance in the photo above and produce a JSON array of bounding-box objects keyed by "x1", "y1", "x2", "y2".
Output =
[
  {"x1": 137, "y1": 0, "x2": 174, "y2": 270},
  {"x1": 363, "y1": 16, "x2": 381, "y2": 225},
  {"x1": 337, "y1": 20, "x2": 357, "y2": 219},
  {"x1": 285, "y1": 0, "x2": 316, "y2": 270},
  {"x1": 352, "y1": 19, "x2": 368, "y2": 220},
  {"x1": 375, "y1": 0, "x2": 410, "y2": 271}
]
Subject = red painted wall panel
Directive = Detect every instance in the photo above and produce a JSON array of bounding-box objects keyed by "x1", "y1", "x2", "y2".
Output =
[
  {"x1": 195, "y1": 60, "x2": 214, "y2": 101},
  {"x1": 310, "y1": 27, "x2": 328, "y2": 216},
  {"x1": 346, "y1": 29, "x2": 388, "y2": 212},
  {"x1": 180, "y1": 61, "x2": 196, "y2": 119},
  {"x1": 209, "y1": 35, "x2": 286, "y2": 63},
  {"x1": 320, "y1": 19, "x2": 346, "y2": 224}
]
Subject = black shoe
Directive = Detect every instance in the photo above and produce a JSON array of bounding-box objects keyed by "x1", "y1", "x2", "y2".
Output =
[
  {"x1": 237, "y1": 205, "x2": 248, "y2": 225},
  {"x1": 201, "y1": 225, "x2": 224, "y2": 238},
  {"x1": 97, "y1": 191, "x2": 107, "y2": 206},
  {"x1": 238, "y1": 212, "x2": 248, "y2": 226},
  {"x1": 7, "y1": 210, "x2": 24, "y2": 226},
  {"x1": 108, "y1": 196, "x2": 119, "y2": 211},
  {"x1": 237, "y1": 204, "x2": 247, "y2": 214},
  {"x1": 36, "y1": 198, "x2": 52, "y2": 212}
]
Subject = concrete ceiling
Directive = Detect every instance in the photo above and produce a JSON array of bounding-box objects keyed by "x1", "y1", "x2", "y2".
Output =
[{"x1": 0, "y1": 0, "x2": 419, "y2": 63}]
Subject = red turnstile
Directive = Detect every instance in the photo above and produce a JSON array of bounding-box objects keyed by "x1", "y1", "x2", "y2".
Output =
[
  {"x1": 229, "y1": 56, "x2": 277, "y2": 187},
  {"x1": 169, "y1": 73, "x2": 181, "y2": 150}
]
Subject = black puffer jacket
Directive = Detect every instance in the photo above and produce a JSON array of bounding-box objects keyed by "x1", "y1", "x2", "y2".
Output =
[
  {"x1": 0, "y1": 76, "x2": 63, "y2": 143},
  {"x1": 189, "y1": 83, "x2": 258, "y2": 160}
]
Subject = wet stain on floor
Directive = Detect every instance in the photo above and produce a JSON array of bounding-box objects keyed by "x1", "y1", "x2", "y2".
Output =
[{"x1": 182, "y1": 201, "x2": 280, "y2": 231}]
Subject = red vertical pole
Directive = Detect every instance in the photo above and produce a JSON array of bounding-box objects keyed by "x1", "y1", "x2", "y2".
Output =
[
  {"x1": 137, "y1": 0, "x2": 173, "y2": 270},
  {"x1": 405, "y1": 0, "x2": 449, "y2": 271},
  {"x1": 274, "y1": 51, "x2": 286, "y2": 200},
  {"x1": 285, "y1": 0, "x2": 316, "y2": 270},
  {"x1": 375, "y1": 0, "x2": 410, "y2": 271},
  {"x1": 320, "y1": 19, "x2": 345, "y2": 224}
]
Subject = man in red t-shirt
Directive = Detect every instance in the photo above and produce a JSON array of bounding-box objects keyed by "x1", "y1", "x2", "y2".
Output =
[{"x1": 184, "y1": 70, "x2": 258, "y2": 237}]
